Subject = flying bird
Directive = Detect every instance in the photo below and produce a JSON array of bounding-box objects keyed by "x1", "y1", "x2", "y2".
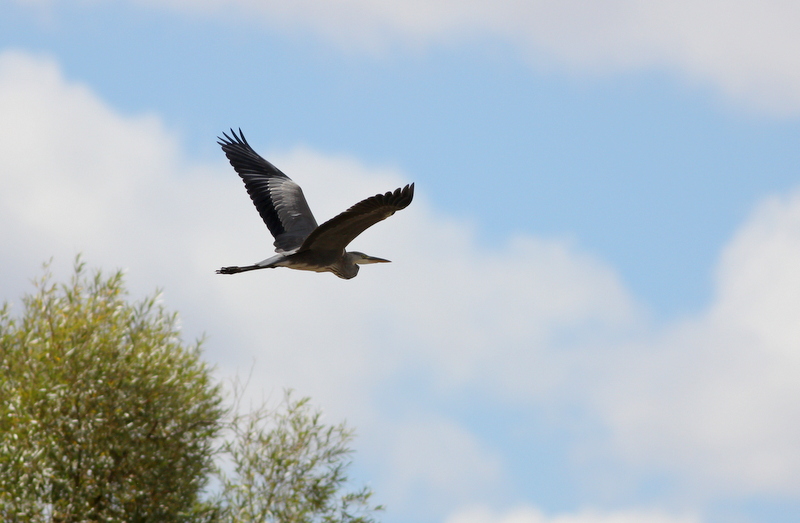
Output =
[{"x1": 216, "y1": 129, "x2": 414, "y2": 279}]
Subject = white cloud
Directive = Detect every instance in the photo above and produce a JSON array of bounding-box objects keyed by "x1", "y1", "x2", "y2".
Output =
[
  {"x1": 713, "y1": 191, "x2": 800, "y2": 354},
  {"x1": 383, "y1": 418, "x2": 504, "y2": 514},
  {"x1": 113, "y1": 0, "x2": 800, "y2": 115},
  {"x1": 588, "y1": 190, "x2": 800, "y2": 496},
  {"x1": 445, "y1": 506, "x2": 700, "y2": 523}
]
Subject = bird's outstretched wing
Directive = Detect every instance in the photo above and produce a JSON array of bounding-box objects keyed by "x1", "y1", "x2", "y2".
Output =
[
  {"x1": 218, "y1": 129, "x2": 318, "y2": 253},
  {"x1": 299, "y1": 184, "x2": 414, "y2": 253}
]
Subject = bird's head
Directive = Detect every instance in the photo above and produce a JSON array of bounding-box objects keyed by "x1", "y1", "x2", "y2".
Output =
[
  {"x1": 349, "y1": 251, "x2": 391, "y2": 265},
  {"x1": 334, "y1": 251, "x2": 391, "y2": 279}
]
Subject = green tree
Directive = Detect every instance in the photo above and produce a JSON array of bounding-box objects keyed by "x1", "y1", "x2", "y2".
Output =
[
  {"x1": 0, "y1": 260, "x2": 224, "y2": 522},
  {"x1": 215, "y1": 390, "x2": 383, "y2": 523}
]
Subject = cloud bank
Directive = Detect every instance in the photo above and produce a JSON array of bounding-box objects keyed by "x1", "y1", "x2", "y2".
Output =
[{"x1": 112, "y1": 0, "x2": 800, "y2": 115}]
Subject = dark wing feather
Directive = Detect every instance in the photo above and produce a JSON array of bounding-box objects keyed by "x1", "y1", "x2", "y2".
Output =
[
  {"x1": 299, "y1": 184, "x2": 414, "y2": 253},
  {"x1": 218, "y1": 129, "x2": 318, "y2": 253}
]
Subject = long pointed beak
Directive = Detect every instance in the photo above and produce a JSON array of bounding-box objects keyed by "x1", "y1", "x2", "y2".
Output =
[{"x1": 361, "y1": 255, "x2": 391, "y2": 264}]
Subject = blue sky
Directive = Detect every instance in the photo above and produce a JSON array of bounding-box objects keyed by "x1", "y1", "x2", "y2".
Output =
[{"x1": 2, "y1": 1, "x2": 800, "y2": 523}]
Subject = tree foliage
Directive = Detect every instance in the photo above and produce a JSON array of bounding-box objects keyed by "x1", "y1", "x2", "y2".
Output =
[
  {"x1": 216, "y1": 390, "x2": 382, "y2": 523},
  {"x1": 0, "y1": 260, "x2": 224, "y2": 522}
]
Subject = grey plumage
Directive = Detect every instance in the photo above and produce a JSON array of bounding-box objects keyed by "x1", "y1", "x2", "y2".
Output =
[{"x1": 216, "y1": 129, "x2": 414, "y2": 279}]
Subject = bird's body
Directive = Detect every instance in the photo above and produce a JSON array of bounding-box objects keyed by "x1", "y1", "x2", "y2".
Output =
[{"x1": 216, "y1": 129, "x2": 414, "y2": 279}]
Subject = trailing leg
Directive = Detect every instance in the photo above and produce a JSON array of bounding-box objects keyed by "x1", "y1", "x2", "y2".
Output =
[{"x1": 216, "y1": 264, "x2": 263, "y2": 275}]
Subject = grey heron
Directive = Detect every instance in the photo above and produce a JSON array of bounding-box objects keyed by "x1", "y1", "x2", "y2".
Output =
[{"x1": 216, "y1": 129, "x2": 414, "y2": 279}]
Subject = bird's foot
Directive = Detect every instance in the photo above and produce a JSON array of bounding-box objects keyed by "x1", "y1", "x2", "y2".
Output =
[{"x1": 216, "y1": 266, "x2": 241, "y2": 274}]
